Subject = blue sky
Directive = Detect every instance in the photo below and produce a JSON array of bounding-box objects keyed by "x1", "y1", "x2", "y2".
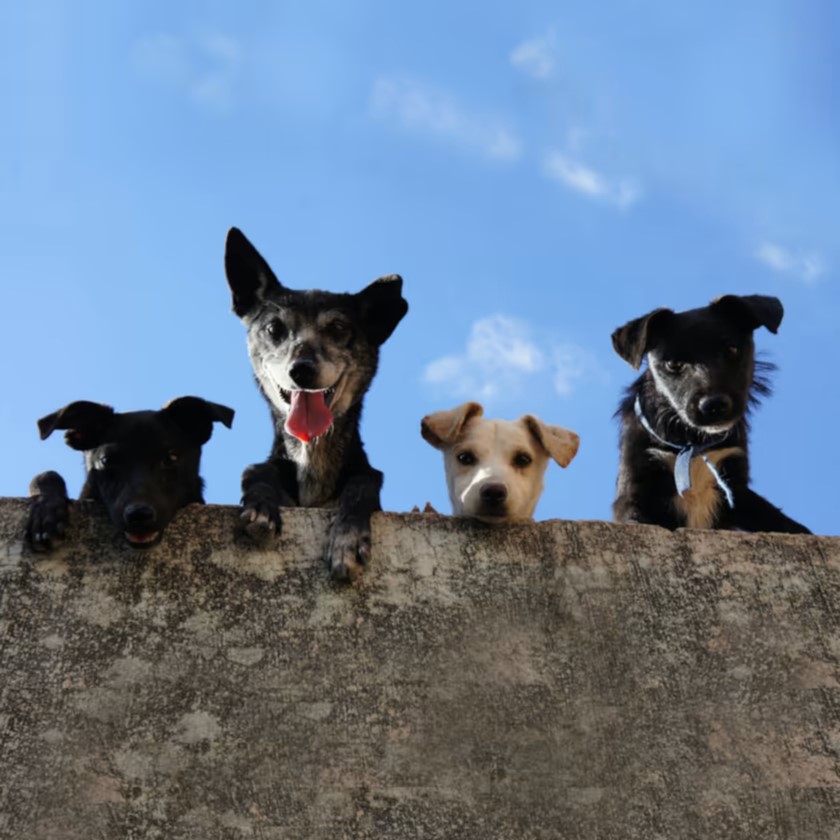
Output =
[{"x1": 2, "y1": 1, "x2": 838, "y2": 535}]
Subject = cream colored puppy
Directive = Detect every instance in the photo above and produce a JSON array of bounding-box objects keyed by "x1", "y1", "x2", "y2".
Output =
[{"x1": 421, "y1": 402, "x2": 580, "y2": 523}]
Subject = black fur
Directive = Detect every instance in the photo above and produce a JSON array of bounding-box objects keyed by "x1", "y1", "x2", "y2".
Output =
[
  {"x1": 611, "y1": 294, "x2": 809, "y2": 533},
  {"x1": 27, "y1": 397, "x2": 234, "y2": 550},
  {"x1": 224, "y1": 227, "x2": 408, "y2": 580}
]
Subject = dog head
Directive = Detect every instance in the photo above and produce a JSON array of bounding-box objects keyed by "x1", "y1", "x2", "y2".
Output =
[
  {"x1": 611, "y1": 294, "x2": 782, "y2": 433},
  {"x1": 37, "y1": 397, "x2": 234, "y2": 547},
  {"x1": 421, "y1": 402, "x2": 579, "y2": 523},
  {"x1": 225, "y1": 227, "x2": 408, "y2": 443}
]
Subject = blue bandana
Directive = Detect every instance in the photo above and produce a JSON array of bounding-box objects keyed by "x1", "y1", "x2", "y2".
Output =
[{"x1": 634, "y1": 397, "x2": 735, "y2": 509}]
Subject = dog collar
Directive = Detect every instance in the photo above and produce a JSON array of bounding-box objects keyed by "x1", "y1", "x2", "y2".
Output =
[{"x1": 633, "y1": 397, "x2": 735, "y2": 509}]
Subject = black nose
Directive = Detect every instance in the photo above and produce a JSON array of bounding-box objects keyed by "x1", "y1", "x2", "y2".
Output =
[
  {"x1": 480, "y1": 483, "x2": 508, "y2": 505},
  {"x1": 124, "y1": 503, "x2": 157, "y2": 528},
  {"x1": 289, "y1": 359, "x2": 318, "y2": 389},
  {"x1": 697, "y1": 394, "x2": 734, "y2": 422}
]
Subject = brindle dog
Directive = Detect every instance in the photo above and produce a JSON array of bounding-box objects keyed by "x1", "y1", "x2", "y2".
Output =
[{"x1": 224, "y1": 227, "x2": 408, "y2": 580}]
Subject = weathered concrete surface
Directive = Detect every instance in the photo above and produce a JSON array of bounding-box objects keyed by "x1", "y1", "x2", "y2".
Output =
[{"x1": 1, "y1": 498, "x2": 840, "y2": 839}]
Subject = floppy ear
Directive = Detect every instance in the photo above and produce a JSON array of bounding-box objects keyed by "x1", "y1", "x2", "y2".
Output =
[
  {"x1": 611, "y1": 308, "x2": 673, "y2": 369},
  {"x1": 357, "y1": 274, "x2": 408, "y2": 346},
  {"x1": 421, "y1": 402, "x2": 483, "y2": 449},
  {"x1": 522, "y1": 416, "x2": 580, "y2": 468},
  {"x1": 162, "y1": 397, "x2": 235, "y2": 445},
  {"x1": 711, "y1": 294, "x2": 784, "y2": 334},
  {"x1": 37, "y1": 401, "x2": 116, "y2": 450},
  {"x1": 224, "y1": 227, "x2": 284, "y2": 318}
]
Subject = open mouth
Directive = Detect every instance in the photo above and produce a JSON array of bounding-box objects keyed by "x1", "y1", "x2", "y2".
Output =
[
  {"x1": 124, "y1": 530, "x2": 161, "y2": 548},
  {"x1": 281, "y1": 385, "x2": 340, "y2": 443},
  {"x1": 278, "y1": 386, "x2": 336, "y2": 406}
]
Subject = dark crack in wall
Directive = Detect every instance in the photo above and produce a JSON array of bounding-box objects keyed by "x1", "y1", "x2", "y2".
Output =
[{"x1": 1, "y1": 498, "x2": 839, "y2": 839}]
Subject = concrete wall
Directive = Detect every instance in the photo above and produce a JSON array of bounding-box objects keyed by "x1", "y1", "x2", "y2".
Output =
[{"x1": 1, "y1": 497, "x2": 839, "y2": 839}]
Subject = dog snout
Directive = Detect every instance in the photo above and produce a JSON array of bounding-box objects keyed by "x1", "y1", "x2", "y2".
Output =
[
  {"x1": 479, "y1": 483, "x2": 508, "y2": 506},
  {"x1": 123, "y1": 503, "x2": 157, "y2": 528},
  {"x1": 289, "y1": 358, "x2": 318, "y2": 389},
  {"x1": 697, "y1": 394, "x2": 734, "y2": 423}
]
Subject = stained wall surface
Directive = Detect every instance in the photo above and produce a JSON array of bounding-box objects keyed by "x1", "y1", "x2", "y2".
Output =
[{"x1": 1, "y1": 498, "x2": 839, "y2": 839}]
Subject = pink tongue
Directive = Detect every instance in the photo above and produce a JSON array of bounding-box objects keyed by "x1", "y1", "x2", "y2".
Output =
[{"x1": 285, "y1": 390, "x2": 333, "y2": 442}]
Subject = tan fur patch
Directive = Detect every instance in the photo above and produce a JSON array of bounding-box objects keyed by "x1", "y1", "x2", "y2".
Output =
[{"x1": 649, "y1": 447, "x2": 743, "y2": 529}]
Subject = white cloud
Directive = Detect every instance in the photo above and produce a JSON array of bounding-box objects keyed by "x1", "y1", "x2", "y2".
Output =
[
  {"x1": 370, "y1": 77, "x2": 522, "y2": 161},
  {"x1": 544, "y1": 152, "x2": 642, "y2": 210},
  {"x1": 134, "y1": 33, "x2": 242, "y2": 114},
  {"x1": 755, "y1": 241, "x2": 827, "y2": 285},
  {"x1": 423, "y1": 315, "x2": 600, "y2": 404},
  {"x1": 551, "y1": 344, "x2": 592, "y2": 397},
  {"x1": 510, "y1": 32, "x2": 555, "y2": 79}
]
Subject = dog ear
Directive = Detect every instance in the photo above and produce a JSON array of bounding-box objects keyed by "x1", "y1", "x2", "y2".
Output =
[
  {"x1": 611, "y1": 308, "x2": 673, "y2": 369},
  {"x1": 711, "y1": 294, "x2": 784, "y2": 334},
  {"x1": 522, "y1": 416, "x2": 580, "y2": 468},
  {"x1": 224, "y1": 228, "x2": 284, "y2": 318},
  {"x1": 421, "y1": 402, "x2": 483, "y2": 449},
  {"x1": 357, "y1": 274, "x2": 409, "y2": 346},
  {"x1": 37, "y1": 401, "x2": 116, "y2": 450},
  {"x1": 162, "y1": 397, "x2": 235, "y2": 445}
]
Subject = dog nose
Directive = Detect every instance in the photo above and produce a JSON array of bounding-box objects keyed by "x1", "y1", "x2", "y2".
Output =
[
  {"x1": 124, "y1": 503, "x2": 157, "y2": 527},
  {"x1": 698, "y1": 394, "x2": 733, "y2": 422},
  {"x1": 480, "y1": 483, "x2": 508, "y2": 505},
  {"x1": 289, "y1": 359, "x2": 318, "y2": 389}
]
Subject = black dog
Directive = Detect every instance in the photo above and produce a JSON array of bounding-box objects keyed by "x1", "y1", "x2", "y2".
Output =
[
  {"x1": 27, "y1": 397, "x2": 234, "y2": 550},
  {"x1": 224, "y1": 227, "x2": 408, "y2": 580},
  {"x1": 611, "y1": 294, "x2": 809, "y2": 533}
]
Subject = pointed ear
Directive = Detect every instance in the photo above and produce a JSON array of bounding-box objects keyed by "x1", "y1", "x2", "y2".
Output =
[
  {"x1": 711, "y1": 294, "x2": 784, "y2": 334},
  {"x1": 357, "y1": 274, "x2": 408, "y2": 346},
  {"x1": 421, "y1": 402, "x2": 483, "y2": 449},
  {"x1": 611, "y1": 308, "x2": 672, "y2": 369},
  {"x1": 224, "y1": 227, "x2": 284, "y2": 318},
  {"x1": 37, "y1": 401, "x2": 116, "y2": 450},
  {"x1": 162, "y1": 397, "x2": 235, "y2": 445},
  {"x1": 522, "y1": 415, "x2": 580, "y2": 468}
]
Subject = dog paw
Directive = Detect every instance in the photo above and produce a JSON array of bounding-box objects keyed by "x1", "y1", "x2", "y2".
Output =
[
  {"x1": 27, "y1": 493, "x2": 70, "y2": 552},
  {"x1": 326, "y1": 516, "x2": 370, "y2": 582},
  {"x1": 239, "y1": 502, "x2": 282, "y2": 542}
]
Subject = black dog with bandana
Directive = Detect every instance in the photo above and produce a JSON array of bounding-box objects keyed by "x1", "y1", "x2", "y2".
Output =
[{"x1": 611, "y1": 294, "x2": 810, "y2": 533}]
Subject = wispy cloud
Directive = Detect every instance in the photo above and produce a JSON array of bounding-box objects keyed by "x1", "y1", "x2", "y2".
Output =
[
  {"x1": 754, "y1": 241, "x2": 827, "y2": 285},
  {"x1": 544, "y1": 151, "x2": 642, "y2": 210},
  {"x1": 423, "y1": 315, "x2": 601, "y2": 403},
  {"x1": 370, "y1": 77, "x2": 521, "y2": 161},
  {"x1": 510, "y1": 31, "x2": 556, "y2": 79},
  {"x1": 133, "y1": 33, "x2": 242, "y2": 115}
]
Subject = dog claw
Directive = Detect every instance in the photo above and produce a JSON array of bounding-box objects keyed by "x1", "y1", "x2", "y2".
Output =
[
  {"x1": 326, "y1": 517, "x2": 370, "y2": 582},
  {"x1": 26, "y1": 491, "x2": 70, "y2": 553},
  {"x1": 330, "y1": 559, "x2": 362, "y2": 583},
  {"x1": 239, "y1": 504, "x2": 280, "y2": 542}
]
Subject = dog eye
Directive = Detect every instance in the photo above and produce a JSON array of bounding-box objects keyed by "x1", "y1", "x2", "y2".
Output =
[
  {"x1": 726, "y1": 345, "x2": 740, "y2": 358},
  {"x1": 664, "y1": 360, "x2": 685, "y2": 374},
  {"x1": 513, "y1": 453, "x2": 532, "y2": 468},
  {"x1": 162, "y1": 451, "x2": 179, "y2": 467},
  {"x1": 326, "y1": 320, "x2": 351, "y2": 341},
  {"x1": 98, "y1": 454, "x2": 114, "y2": 469},
  {"x1": 265, "y1": 319, "x2": 287, "y2": 342},
  {"x1": 457, "y1": 451, "x2": 476, "y2": 466}
]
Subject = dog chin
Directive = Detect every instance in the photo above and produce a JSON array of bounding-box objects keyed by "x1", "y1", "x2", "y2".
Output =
[
  {"x1": 690, "y1": 418, "x2": 739, "y2": 436},
  {"x1": 464, "y1": 510, "x2": 523, "y2": 525},
  {"x1": 123, "y1": 530, "x2": 162, "y2": 548}
]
